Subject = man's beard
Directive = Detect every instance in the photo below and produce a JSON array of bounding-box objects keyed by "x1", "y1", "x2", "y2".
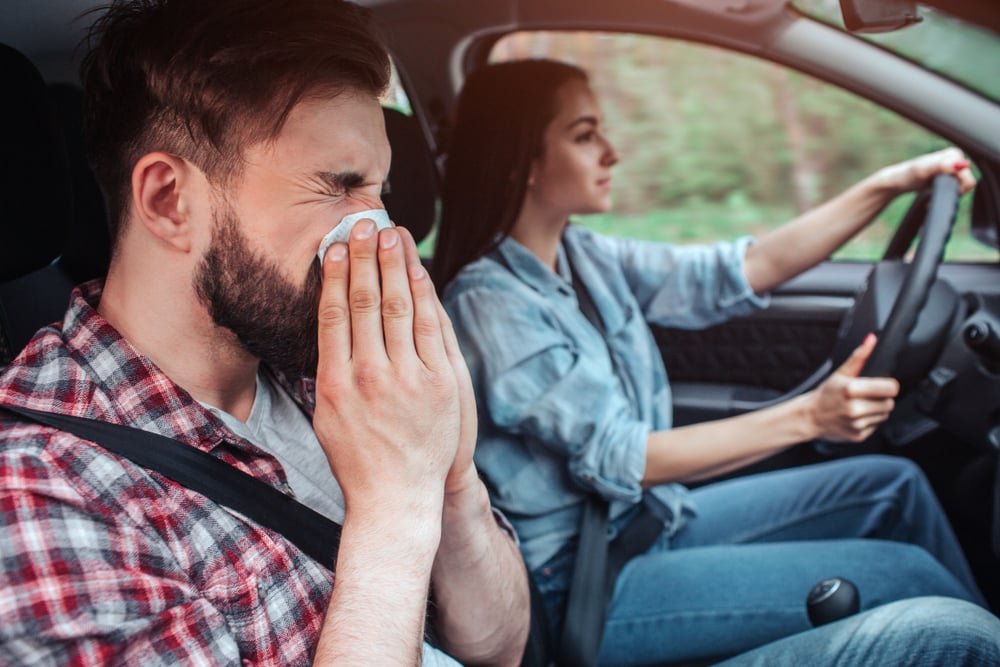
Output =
[{"x1": 194, "y1": 206, "x2": 322, "y2": 378}]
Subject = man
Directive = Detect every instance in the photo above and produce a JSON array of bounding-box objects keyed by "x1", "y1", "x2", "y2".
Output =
[{"x1": 0, "y1": 0, "x2": 528, "y2": 664}]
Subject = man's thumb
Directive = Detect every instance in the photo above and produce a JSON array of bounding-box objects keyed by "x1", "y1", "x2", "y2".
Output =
[{"x1": 837, "y1": 333, "x2": 877, "y2": 378}]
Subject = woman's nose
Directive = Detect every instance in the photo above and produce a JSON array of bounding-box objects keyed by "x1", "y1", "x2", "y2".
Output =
[{"x1": 602, "y1": 140, "x2": 619, "y2": 167}]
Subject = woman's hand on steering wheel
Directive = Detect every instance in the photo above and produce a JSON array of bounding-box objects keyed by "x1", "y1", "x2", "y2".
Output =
[
  {"x1": 807, "y1": 334, "x2": 901, "y2": 443},
  {"x1": 874, "y1": 147, "x2": 977, "y2": 197}
]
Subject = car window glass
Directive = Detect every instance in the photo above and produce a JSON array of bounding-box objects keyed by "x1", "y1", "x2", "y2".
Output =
[
  {"x1": 490, "y1": 31, "x2": 998, "y2": 263},
  {"x1": 794, "y1": 0, "x2": 1000, "y2": 103}
]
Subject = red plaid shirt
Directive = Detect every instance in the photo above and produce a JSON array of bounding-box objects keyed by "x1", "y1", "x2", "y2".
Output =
[{"x1": 0, "y1": 282, "x2": 339, "y2": 665}]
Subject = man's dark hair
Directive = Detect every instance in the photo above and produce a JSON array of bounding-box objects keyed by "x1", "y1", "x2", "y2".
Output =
[
  {"x1": 81, "y1": 0, "x2": 390, "y2": 246},
  {"x1": 431, "y1": 59, "x2": 588, "y2": 291}
]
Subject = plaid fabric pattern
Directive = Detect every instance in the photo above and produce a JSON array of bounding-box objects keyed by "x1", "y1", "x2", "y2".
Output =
[{"x1": 0, "y1": 281, "x2": 334, "y2": 665}]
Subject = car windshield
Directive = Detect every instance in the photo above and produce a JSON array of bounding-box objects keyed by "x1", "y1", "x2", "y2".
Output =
[{"x1": 793, "y1": 0, "x2": 1000, "y2": 103}]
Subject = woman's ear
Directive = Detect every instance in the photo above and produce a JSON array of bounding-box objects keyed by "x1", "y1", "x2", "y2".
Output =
[{"x1": 130, "y1": 152, "x2": 199, "y2": 253}]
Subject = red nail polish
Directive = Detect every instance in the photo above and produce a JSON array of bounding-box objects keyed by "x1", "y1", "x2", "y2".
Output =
[{"x1": 953, "y1": 159, "x2": 970, "y2": 171}]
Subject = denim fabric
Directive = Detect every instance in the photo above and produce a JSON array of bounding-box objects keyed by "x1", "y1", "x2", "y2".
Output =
[
  {"x1": 442, "y1": 225, "x2": 766, "y2": 569},
  {"x1": 716, "y1": 597, "x2": 1000, "y2": 667},
  {"x1": 532, "y1": 457, "x2": 988, "y2": 666},
  {"x1": 444, "y1": 226, "x2": 995, "y2": 665}
]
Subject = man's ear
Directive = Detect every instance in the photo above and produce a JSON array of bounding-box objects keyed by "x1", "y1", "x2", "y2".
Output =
[{"x1": 130, "y1": 152, "x2": 200, "y2": 253}]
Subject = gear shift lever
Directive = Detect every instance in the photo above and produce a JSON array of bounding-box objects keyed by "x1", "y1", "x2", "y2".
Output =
[{"x1": 807, "y1": 577, "x2": 860, "y2": 626}]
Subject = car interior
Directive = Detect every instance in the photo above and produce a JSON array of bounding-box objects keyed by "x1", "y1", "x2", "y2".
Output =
[{"x1": 2, "y1": 0, "x2": 999, "y2": 619}]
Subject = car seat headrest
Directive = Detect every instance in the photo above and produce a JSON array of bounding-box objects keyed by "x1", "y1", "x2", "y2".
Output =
[{"x1": 0, "y1": 43, "x2": 72, "y2": 282}]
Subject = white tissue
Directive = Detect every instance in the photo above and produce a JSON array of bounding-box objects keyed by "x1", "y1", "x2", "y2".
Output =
[{"x1": 317, "y1": 208, "x2": 394, "y2": 262}]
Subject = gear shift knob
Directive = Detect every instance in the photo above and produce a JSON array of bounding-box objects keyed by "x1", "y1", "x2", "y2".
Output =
[{"x1": 807, "y1": 577, "x2": 860, "y2": 626}]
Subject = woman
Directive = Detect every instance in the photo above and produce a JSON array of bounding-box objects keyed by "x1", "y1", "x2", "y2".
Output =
[{"x1": 433, "y1": 60, "x2": 989, "y2": 665}]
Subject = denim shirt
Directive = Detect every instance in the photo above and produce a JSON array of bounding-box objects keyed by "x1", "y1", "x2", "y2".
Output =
[{"x1": 442, "y1": 224, "x2": 768, "y2": 570}]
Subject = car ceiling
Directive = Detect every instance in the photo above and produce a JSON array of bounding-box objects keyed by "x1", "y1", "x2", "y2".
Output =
[
  {"x1": 2, "y1": 0, "x2": 996, "y2": 161},
  {"x1": 0, "y1": 0, "x2": 795, "y2": 84},
  {"x1": 920, "y1": 0, "x2": 1000, "y2": 36},
  {"x1": 2, "y1": 0, "x2": 995, "y2": 79}
]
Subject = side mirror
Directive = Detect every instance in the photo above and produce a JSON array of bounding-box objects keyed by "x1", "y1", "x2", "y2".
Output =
[{"x1": 839, "y1": 0, "x2": 922, "y2": 33}]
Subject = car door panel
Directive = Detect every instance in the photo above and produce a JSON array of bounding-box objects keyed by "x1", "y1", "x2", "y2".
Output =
[
  {"x1": 661, "y1": 259, "x2": 1000, "y2": 426},
  {"x1": 658, "y1": 261, "x2": 865, "y2": 425}
]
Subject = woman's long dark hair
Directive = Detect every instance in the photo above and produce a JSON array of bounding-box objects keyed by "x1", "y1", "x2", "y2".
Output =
[{"x1": 431, "y1": 59, "x2": 587, "y2": 291}]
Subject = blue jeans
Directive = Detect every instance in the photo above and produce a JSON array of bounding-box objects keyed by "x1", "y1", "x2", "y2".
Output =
[
  {"x1": 533, "y1": 455, "x2": 996, "y2": 666},
  {"x1": 714, "y1": 596, "x2": 1000, "y2": 666}
]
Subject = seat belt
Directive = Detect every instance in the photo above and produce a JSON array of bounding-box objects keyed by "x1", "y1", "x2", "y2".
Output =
[
  {"x1": 558, "y1": 254, "x2": 668, "y2": 667},
  {"x1": 0, "y1": 403, "x2": 342, "y2": 569},
  {"x1": 558, "y1": 492, "x2": 611, "y2": 667},
  {"x1": 1, "y1": 403, "x2": 481, "y2": 651}
]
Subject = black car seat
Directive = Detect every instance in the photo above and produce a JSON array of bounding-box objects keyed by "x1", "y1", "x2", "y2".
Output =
[
  {"x1": 381, "y1": 106, "x2": 439, "y2": 247},
  {"x1": 48, "y1": 82, "x2": 112, "y2": 283},
  {"x1": 0, "y1": 44, "x2": 78, "y2": 367}
]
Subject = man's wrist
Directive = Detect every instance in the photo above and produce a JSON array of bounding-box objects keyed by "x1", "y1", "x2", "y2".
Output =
[
  {"x1": 440, "y1": 474, "x2": 503, "y2": 549},
  {"x1": 443, "y1": 471, "x2": 490, "y2": 517},
  {"x1": 444, "y1": 463, "x2": 482, "y2": 498},
  {"x1": 343, "y1": 494, "x2": 445, "y2": 552}
]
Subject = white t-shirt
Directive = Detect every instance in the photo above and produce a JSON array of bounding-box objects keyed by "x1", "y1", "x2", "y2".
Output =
[{"x1": 204, "y1": 371, "x2": 345, "y2": 523}]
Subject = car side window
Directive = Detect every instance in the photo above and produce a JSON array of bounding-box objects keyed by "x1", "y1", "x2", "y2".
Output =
[{"x1": 490, "y1": 31, "x2": 998, "y2": 263}]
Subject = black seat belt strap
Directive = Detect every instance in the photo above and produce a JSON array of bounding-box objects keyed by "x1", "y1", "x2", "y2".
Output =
[
  {"x1": 0, "y1": 403, "x2": 341, "y2": 569},
  {"x1": 559, "y1": 253, "x2": 668, "y2": 667},
  {"x1": 488, "y1": 246, "x2": 668, "y2": 666},
  {"x1": 558, "y1": 492, "x2": 610, "y2": 667},
  {"x1": 606, "y1": 494, "x2": 670, "y2": 600},
  {"x1": 557, "y1": 260, "x2": 614, "y2": 667}
]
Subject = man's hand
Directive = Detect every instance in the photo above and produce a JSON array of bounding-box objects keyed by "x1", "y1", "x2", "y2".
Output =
[
  {"x1": 312, "y1": 219, "x2": 462, "y2": 515},
  {"x1": 311, "y1": 219, "x2": 470, "y2": 664},
  {"x1": 437, "y1": 299, "x2": 480, "y2": 495},
  {"x1": 310, "y1": 220, "x2": 528, "y2": 665},
  {"x1": 808, "y1": 334, "x2": 900, "y2": 443}
]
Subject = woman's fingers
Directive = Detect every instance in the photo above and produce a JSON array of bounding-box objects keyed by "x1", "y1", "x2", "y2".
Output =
[
  {"x1": 882, "y1": 147, "x2": 977, "y2": 195},
  {"x1": 953, "y1": 158, "x2": 977, "y2": 194},
  {"x1": 814, "y1": 342, "x2": 900, "y2": 441},
  {"x1": 836, "y1": 333, "x2": 877, "y2": 378},
  {"x1": 845, "y1": 377, "x2": 900, "y2": 400}
]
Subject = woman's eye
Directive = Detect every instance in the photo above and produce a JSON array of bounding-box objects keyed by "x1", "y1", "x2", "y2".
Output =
[{"x1": 575, "y1": 131, "x2": 596, "y2": 143}]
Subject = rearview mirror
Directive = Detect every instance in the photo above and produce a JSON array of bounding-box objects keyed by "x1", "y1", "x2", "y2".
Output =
[{"x1": 839, "y1": 0, "x2": 922, "y2": 33}]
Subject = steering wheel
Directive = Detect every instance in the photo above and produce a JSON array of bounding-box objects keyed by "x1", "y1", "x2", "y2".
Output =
[
  {"x1": 828, "y1": 174, "x2": 961, "y2": 380},
  {"x1": 745, "y1": 174, "x2": 962, "y2": 412}
]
